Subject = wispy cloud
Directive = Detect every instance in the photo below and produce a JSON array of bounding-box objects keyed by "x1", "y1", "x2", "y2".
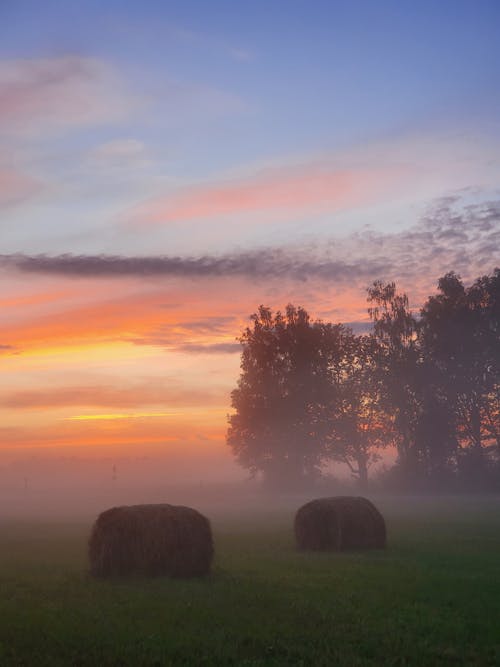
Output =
[
  {"x1": 176, "y1": 342, "x2": 240, "y2": 354},
  {"x1": 2, "y1": 197, "x2": 498, "y2": 356},
  {"x1": 3, "y1": 197, "x2": 498, "y2": 286},
  {"x1": 133, "y1": 163, "x2": 403, "y2": 225},
  {"x1": 170, "y1": 24, "x2": 255, "y2": 63},
  {"x1": 0, "y1": 250, "x2": 386, "y2": 281},
  {"x1": 0, "y1": 55, "x2": 135, "y2": 136},
  {"x1": 88, "y1": 138, "x2": 150, "y2": 168},
  {"x1": 125, "y1": 316, "x2": 241, "y2": 353},
  {"x1": 0, "y1": 382, "x2": 225, "y2": 409},
  {"x1": 0, "y1": 53, "x2": 246, "y2": 145},
  {"x1": 64, "y1": 412, "x2": 181, "y2": 421},
  {"x1": 126, "y1": 129, "x2": 500, "y2": 229},
  {"x1": 0, "y1": 287, "x2": 244, "y2": 355},
  {"x1": 0, "y1": 169, "x2": 42, "y2": 208}
]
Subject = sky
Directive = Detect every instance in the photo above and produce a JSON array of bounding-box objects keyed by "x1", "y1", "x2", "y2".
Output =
[{"x1": 1, "y1": 0, "x2": 499, "y2": 482}]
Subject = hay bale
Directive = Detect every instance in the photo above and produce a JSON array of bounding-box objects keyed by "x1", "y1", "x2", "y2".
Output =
[
  {"x1": 88, "y1": 504, "x2": 213, "y2": 577},
  {"x1": 294, "y1": 496, "x2": 386, "y2": 551}
]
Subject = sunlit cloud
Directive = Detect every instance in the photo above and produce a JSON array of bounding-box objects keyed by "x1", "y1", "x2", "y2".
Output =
[
  {"x1": 2, "y1": 196, "x2": 498, "y2": 462},
  {"x1": 88, "y1": 138, "x2": 150, "y2": 168},
  {"x1": 0, "y1": 55, "x2": 135, "y2": 136},
  {"x1": 3, "y1": 196, "x2": 499, "y2": 293},
  {"x1": 64, "y1": 412, "x2": 181, "y2": 421},
  {"x1": 133, "y1": 163, "x2": 405, "y2": 225},
  {"x1": 1, "y1": 197, "x2": 498, "y2": 360},
  {"x1": 0, "y1": 383, "x2": 229, "y2": 409},
  {"x1": 0, "y1": 168, "x2": 42, "y2": 208},
  {"x1": 0, "y1": 285, "x2": 245, "y2": 354},
  {"x1": 125, "y1": 129, "x2": 500, "y2": 232},
  {"x1": 176, "y1": 342, "x2": 240, "y2": 354}
]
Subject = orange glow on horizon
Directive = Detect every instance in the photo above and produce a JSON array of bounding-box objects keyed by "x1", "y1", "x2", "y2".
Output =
[
  {"x1": 1, "y1": 271, "x2": 380, "y2": 462},
  {"x1": 63, "y1": 412, "x2": 183, "y2": 421},
  {"x1": 63, "y1": 407, "x2": 226, "y2": 421}
]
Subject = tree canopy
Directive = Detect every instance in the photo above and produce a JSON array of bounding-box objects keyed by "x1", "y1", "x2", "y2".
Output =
[
  {"x1": 227, "y1": 305, "x2": 337, "y2": 488},
  {"x1": 227, "y1": 305, "x2": 388, "y2": 489},
  {"x1": 227, "y1": 269, "x2": 500, "y2": 491}
]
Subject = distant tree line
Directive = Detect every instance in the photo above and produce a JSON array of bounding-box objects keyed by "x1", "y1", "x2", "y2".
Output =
[{"x1": 227, "y1": 269, "x2": 500, "y2": 492}]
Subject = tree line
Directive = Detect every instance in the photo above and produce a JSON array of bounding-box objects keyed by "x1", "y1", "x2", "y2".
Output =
[{"x1": 227, "y1": 269, "x2": 500, "y2": 491}]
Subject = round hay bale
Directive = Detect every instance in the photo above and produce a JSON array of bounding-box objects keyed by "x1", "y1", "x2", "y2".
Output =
[
  {"x1": 294, "y1": 496, "x2": 386, "y2": 551},
  {"x1": 88, "y1": 504, "x2": 213, "y2": 578}
]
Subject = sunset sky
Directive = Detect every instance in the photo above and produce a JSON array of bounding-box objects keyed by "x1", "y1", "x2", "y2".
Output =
[{"x1": 1, "y1": 1, "x2": 499, "y2": 480}]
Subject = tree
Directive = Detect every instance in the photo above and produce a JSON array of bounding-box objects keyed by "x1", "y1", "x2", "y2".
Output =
[
  {"x1": 326, "y1": 332, "x2": 391, "y2": 489},
  {"x1": 227, "y1": 305, "x2": 337, "y2": 489},
  {"x1": 227, "y1": 304, "x2": 391, "y2": 490},
  {"x1": 227, "y1": 270, "x2": 500, "y2": 492},
  {"x1": 367, "y1": 281, "x2": 422, "y2": 479},
  {"x1": 464, "y1": 269, "x2": 500, "y2": 454},
  {"x1": 369, "y1": 269, "x2": 500, "y2": 490},
  {"x1": 419, "y1": 270, "x2": 500, "y2": 485}
]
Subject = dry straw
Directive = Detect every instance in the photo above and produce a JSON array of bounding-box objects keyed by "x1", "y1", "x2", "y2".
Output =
[
  {"x1": 88, "y1": 504, "x2": 213, "y2": 577},
  {"x1": 294, "y1": 496, "x2": 386, "y2": 551}
]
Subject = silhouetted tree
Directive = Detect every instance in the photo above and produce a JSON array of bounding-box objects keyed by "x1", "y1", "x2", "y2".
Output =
[
  {"x1": 367, "y1": 281, "x2": 422, "y2": 479},
  {"x1": 228, "y1": 305, "x2": 391, "y2": 489},
  {"x1": 326, "y1": 332, "x2": 391, "y2": 489},
  {"x1": 412, "y1": 385, "x2": 458, "y2": 486},
  {"x1": 419, "y1": 270, "x2": 500, "y2": 486},
  {"x1": 227, "y1": 305, "x2": 338, "y2": 489},
  {"x1": 228, "y1": 269, "x2": 499, "y2": 492}
]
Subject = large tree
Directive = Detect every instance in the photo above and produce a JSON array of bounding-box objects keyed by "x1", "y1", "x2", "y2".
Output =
[
  {"x1": 227, "y1": 304, "x2": 390, "y2": 489},
  {"x1": 227, "y1": 305, "x2": 338, "y2": 489},
  {"x1": 367, "y1": 281, "x2": 422, "y2": 478},
  {"x1": 227, "y1": 271, "x2": 500, "y2": 491},
  {"x1": 419, "y1": 270, "x2": 500, "y2": 484},
  {"x1": 326, "y1": 332, "x2": 391, "y2": 489},
  {"x1": 368, "y1": 270, "x2": 500, "y2": 489}
]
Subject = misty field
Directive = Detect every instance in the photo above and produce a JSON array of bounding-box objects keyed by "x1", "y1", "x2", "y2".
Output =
[{"x1": 0, "y1": 496, "x2": 499, "y2": 666}]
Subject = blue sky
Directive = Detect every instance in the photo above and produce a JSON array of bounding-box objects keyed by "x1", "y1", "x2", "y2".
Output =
[{"x1": 1, "y1": 1, "x2": 498, "y2": 258}]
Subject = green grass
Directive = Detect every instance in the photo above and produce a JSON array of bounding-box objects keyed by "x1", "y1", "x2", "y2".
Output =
[{"x1": 1, "y1": 496, "x2": 500, "y2": 666}]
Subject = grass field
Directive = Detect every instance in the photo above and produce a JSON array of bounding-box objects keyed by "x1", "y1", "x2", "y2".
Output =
[{"x1": 0, "y1": 495, "x2": 499, "y2": 666}]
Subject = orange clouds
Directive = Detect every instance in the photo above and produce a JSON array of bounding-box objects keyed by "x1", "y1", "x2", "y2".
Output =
[
  {"x1": 0, "y1": 287, "x2": 72, "y2": 310},
  {"x1": 1, "y1": 268, "x2": 371, "y2": 357},
  {"x1": 0, "y1": 268, "x2": 372, "y2": 462},
  {"x1": 1, "y1": 287, "x2": 231, "y2": 353},
  {"x1": 135, "y1": 163, "x2": 405, "y2": 225},
  {"x1": 0, "y1": 382, "x2": 228, "y2": 410}
]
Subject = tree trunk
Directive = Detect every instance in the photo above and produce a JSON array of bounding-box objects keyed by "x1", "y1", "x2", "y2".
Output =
[{"x1": 357, "y1": 456, "x2": 368, "y2": 490}]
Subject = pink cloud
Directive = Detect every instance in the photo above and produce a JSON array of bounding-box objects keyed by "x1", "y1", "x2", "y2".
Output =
[
  {"x1": 0, "y1": 169, "x2": 42, "y2": 208},
  {"x1": 134, "y1": 163, "x2": 408, "y2": 225},
  {"x1": 0, "y1": 56, "x2": 132, "y2": 135},
  {"x1": 0, "y1": 55, "x2": 245, "y2": 139}
]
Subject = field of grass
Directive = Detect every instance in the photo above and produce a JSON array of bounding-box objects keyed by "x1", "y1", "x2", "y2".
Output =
[{"x1": 0, "y1": 496, "x2": 499, "y2": 666}]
